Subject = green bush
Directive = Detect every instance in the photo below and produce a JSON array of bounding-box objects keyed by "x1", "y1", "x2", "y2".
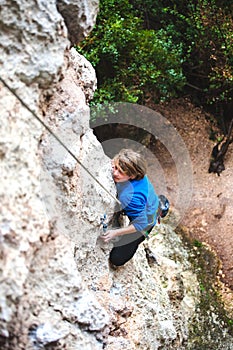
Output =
[
  {"x1": 76, "y1": 0, "x2": 233, "y2": 126},
  {"x1": 75, "y1": 0, "x2": 186, "y2": 105}
]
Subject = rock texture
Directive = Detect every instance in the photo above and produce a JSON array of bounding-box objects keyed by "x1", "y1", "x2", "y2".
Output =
[
  {"x1": 0, "y1": 1, "x2": 232, "y2": 349},
  {"x1": 57, "y1": 0, "x2": 99, "y2": 44}
]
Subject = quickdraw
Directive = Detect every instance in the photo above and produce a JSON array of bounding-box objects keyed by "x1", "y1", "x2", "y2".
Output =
[{"x1": 100, "y1": 214, "x2": 108, "y2": 233}]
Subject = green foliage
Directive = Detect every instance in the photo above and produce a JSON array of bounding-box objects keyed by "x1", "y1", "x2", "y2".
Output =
[
  {"x1": 193, "y1": 239, "x2": 203, "y2": 248},
  {"x1": 76, "y1": 0, "x2": 233, "y2": 126},
  {"x1": 75, "y1": 0, "x2": 186, "y2": 105},
  {"x1": 131, "y1": 0, "x2": 233, "y2": 114},
  {"x1": 188, "y1": 1, "x2": 233, "y2": 107}
]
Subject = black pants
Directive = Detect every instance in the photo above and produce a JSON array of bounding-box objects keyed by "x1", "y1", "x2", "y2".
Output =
[{"x1": 109, "y1": 226, "x2": 153, "y2": 266}]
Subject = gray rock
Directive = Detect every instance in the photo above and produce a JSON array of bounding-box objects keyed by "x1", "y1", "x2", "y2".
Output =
[
  {"x1": 57, "y1": 0, "x2": 99, "y2": 43},
  {"x1": 62, "y1": 293, "x2": 109, "y2": 331}
]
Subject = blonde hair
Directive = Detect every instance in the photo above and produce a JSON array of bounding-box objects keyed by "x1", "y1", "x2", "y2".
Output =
[{"x1": 113, "y1": 149, "x2": 147, "y2": 180}]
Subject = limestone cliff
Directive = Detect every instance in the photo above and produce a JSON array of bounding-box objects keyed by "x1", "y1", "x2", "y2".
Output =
[{"x1": 0, "y1": 1, "x2": 232, "y2": 349}]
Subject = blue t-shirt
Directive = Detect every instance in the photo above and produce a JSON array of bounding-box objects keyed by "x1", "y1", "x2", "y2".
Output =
[{"x1": 116, "y1": 175, "x2": 159, "y2": 232}]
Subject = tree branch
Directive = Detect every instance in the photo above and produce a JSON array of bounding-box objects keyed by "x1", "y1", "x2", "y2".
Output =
[{"x1": 185, "y1": 82, "x2": 204, "y2": 91}]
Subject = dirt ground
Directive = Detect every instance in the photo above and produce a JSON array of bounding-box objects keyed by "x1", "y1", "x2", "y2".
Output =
[{"x1": 147, "y1": 98, "x2": 233, "y2": 292}]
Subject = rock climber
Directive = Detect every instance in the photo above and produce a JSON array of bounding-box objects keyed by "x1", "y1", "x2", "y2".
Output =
[{"x1": 100, "y1": 148, "x2": 159, "y2": 266}]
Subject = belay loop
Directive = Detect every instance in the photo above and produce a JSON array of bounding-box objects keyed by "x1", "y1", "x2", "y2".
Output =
[{"x1": 157, "y1": 195, "x2": 170, "y2": 224}]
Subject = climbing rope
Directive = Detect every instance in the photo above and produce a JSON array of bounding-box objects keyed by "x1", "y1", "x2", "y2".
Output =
[{"x1": 0, "y1": 76, "x2": 121, "y2": 205}]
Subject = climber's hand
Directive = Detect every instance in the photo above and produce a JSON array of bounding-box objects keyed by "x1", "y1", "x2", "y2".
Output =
[
  {"x1": 100, "y1": 229, "x2": 118, "y2": 243},
  {"x1": 100, "y1": 225, "x2": 136, "y2": 243}
]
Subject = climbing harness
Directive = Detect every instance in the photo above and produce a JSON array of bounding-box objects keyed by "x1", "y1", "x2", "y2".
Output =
[
  {"x1": 0, "y1": 76, "x2": 121, "y2": 206},
  {"x1": 142, "y1": 229, "x2": 150, "y2": 240}
]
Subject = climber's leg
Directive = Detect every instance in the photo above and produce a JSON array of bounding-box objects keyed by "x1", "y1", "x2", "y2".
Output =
[
  {"x1": 109, "y1": 226, "x2": 154, "y2": 266},
  {"x1": 109, "y1": 233, "x2": 145, "y2": 266}
]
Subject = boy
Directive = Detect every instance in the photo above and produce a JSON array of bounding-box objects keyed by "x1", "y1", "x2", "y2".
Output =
[{"x1": 101, "y1": 148, "x2": 159, "y2": 266}]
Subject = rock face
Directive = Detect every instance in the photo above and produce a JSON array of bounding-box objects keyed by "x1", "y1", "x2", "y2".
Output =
[
  {"x1": 0, "y1": 1, "x2": 232, "y2": 350},
  {"x1": 57, "y1": 0, "x2": 99, "y2": 44}
]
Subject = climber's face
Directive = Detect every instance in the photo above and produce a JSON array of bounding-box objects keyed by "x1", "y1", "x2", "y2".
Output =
[{"x1": 112, "y1": 164, "x2": 132, "y2": 183}]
